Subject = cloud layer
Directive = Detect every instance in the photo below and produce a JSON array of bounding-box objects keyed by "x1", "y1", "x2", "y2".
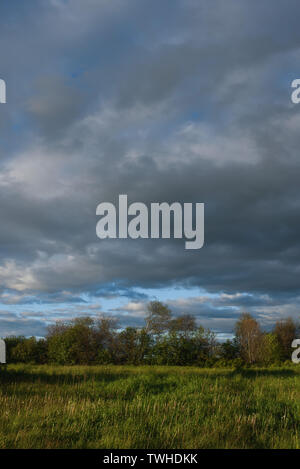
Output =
[{"x1": 0, "y1": 0, "x2": 300, "y2": 336}]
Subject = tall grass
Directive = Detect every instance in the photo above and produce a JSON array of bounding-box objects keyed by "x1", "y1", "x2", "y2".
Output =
[{"x1": 0, "y1": 364, "x2": 299, "y2": 449}]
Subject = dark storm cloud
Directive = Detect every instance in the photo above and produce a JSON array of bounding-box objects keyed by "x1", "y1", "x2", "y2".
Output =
[{"x1": 1, "y1": 0, "x2": 300, "y2": 334}]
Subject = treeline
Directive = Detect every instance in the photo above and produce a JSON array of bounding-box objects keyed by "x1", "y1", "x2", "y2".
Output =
[{"x1": 3, "y1": 301, "x2": 300, "y2": 366}]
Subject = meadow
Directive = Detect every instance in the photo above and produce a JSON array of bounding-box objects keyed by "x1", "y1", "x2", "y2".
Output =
[{"x1": 0, "y1": 364, "x2": 299, "y2": 449}]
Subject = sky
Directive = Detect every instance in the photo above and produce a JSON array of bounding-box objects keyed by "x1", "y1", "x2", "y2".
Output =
[{"x1": 0, "y1": 0, "x2": 300, "y2": 339}]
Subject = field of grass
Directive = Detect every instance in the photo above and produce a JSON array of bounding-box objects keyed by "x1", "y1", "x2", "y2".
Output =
[{"x1": 0, "y1": 364, "x2": 299, "y2": 449}]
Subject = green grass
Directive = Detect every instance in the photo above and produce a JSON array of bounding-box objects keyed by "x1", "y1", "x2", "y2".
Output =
[{"x1": 0, "y1": 364, "x2": 299, "y2": 449}]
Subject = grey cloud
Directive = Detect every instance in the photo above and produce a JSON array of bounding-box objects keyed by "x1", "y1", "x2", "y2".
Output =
[
  {"x1": 0, "y1": 316, "x2": 47, "y2": 338},
  {"x1": 1, "y1": 1, "x2": 300, "y2": 334}
]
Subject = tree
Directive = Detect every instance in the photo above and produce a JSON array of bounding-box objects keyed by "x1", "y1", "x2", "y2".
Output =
[
  {"x1": 258, "y1": 333, "x2": 281, "y2": 365},
  {"x1": 235, "y1": 313, "x2": 262, "y2": 364},
  {"x1": 8, "y1": 337, "x2": 47, "y2": 364},
  {"x1": 4, "y1": 336, "x2": 26, "y2": 363},
  {"x1": 113, "y1": 327, "x2": 151, "y2": 364},
  {"x1": 135, "y1": 328, "x2": 152, "y2": 364},
  {"x1": 47, "y1": 324, "x2": 75, "y2": 365},
  {"x1": 95, "y1": 315, "x2": 118, "y2": 363},
  {"x1": 273, "y1": 318, "x2": 297, "y2": 360},
  {"x1": 194, "y1": 326, "x2": 217, "y2": 364},
  {"x1": 169, "y1": 314, "x2": 197, "y2": 338},
  {"x1": 219, "y1": 338, "x2": 240, "y2": 360},
  {"x1": 47, "y1": 315, "x2": 119, "y2": 365},
  {"x1": 145, "y1": 301, "x2": 171, "y2": 338},
  {"x1": 47, "y1": 317, "x2": 98, "y2": 364},
  {"x1": 115, "y1": 327, "x2": 140, "y2": 364}
]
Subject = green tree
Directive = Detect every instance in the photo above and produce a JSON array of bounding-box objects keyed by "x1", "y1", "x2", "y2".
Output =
[
  {"x1": 258, "y1": 333, "x2": 281, "y2": 365},
  {"x1": 10, "y1": 337, "x2": 47, "y2": 364},
  {"x1": 47, "y1": 317, "x2": 99, "y2": 364},
  {"x1": 219, "y1": 338, "x2": 240, "y2": 360},
  {"x1": 47, "y1": 315, "x2": 118, "y2": 365}
]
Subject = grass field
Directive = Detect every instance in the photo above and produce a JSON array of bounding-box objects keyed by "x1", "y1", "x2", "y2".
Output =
[{"x1": 0, "y1": 364, "x2": 299, "y2": 449}]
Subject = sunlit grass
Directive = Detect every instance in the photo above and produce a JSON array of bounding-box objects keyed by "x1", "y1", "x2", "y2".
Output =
[{"x1": 0, "y1": 364, "x2": 299, "y2": 448}]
